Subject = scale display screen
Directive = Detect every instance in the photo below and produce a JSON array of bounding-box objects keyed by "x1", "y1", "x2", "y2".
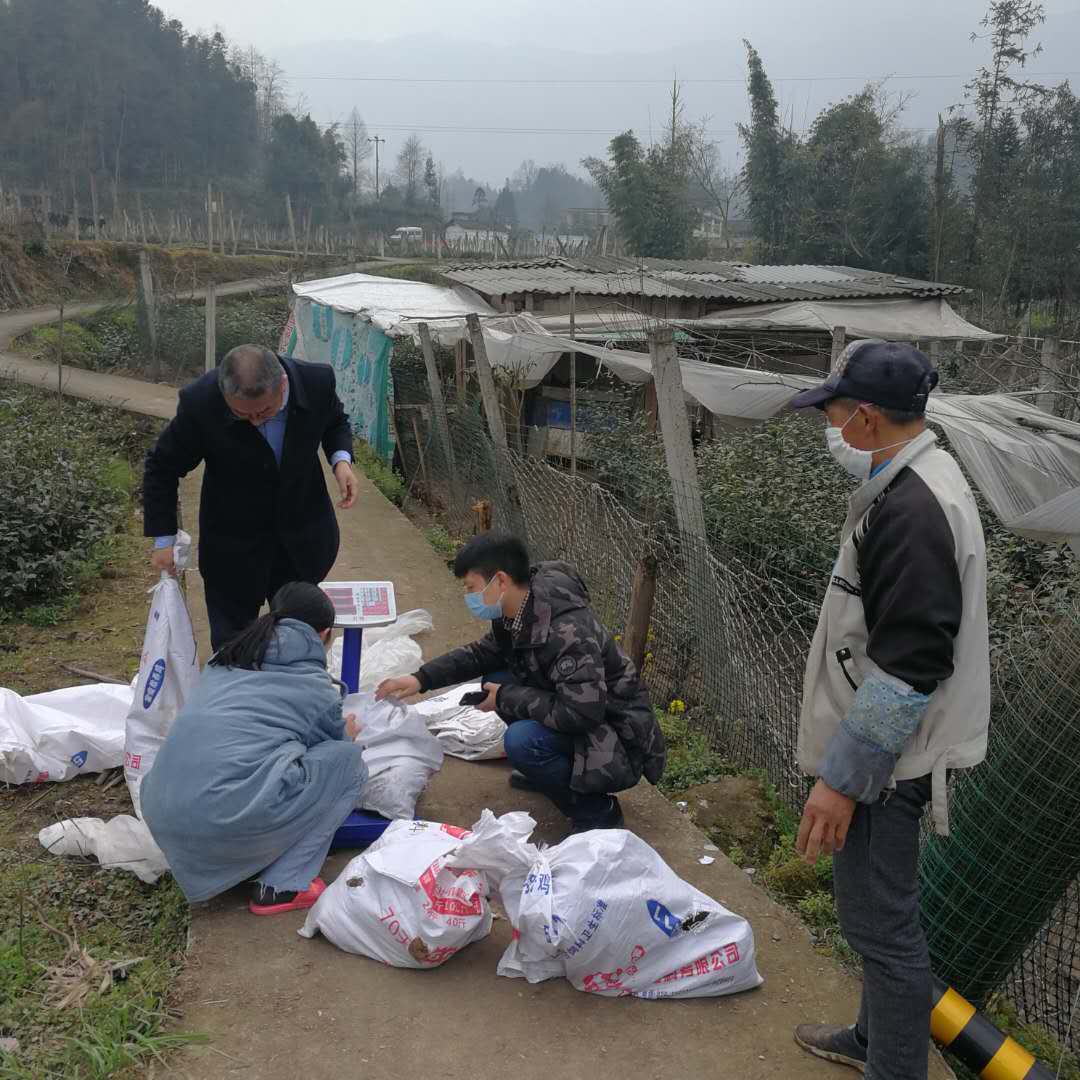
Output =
[{"x1": 320, "y1": 581, "x2": 397, "y2": 628}]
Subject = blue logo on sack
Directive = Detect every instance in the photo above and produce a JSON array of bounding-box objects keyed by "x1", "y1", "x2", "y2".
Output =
[
  {"x1": 70, "y1": 750, "x2": 88, "y2": 768},
  {"x1": 143, "y1": 659, "x2": 166, "y2": 709},
  {"x1": 647, "y1": 899, "x2": 680, "y2": 938}
]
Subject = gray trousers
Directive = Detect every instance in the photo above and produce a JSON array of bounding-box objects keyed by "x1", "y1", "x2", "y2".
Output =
[
  {"x1": 256, "y1": 782, "x2": 361, "y2": 893},
  {"x1": 833, "y1": 774, "x2": 933, "y2": 1080}
]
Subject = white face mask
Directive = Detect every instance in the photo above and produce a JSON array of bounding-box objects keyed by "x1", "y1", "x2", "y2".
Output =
[{"x1": 825, "y1": 408, "x2": 916, "y2": 481}]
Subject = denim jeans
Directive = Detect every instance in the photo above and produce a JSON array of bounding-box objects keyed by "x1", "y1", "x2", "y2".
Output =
[
  {"x1": 503, "y1": 720, "x2": 614, "y2": 826},
  {"x1": 833, "y1": 774, "x2": 934, "y2": 1080}
]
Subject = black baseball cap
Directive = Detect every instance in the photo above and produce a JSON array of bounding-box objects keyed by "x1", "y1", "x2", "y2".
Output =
[{"x1": 790, "y1": 339, "x2": 940, "y2": 415}]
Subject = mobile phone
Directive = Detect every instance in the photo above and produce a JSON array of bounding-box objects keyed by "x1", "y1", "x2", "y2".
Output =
[{"x1": 460, "y1": 690, "x2": 488, "y2": 707}]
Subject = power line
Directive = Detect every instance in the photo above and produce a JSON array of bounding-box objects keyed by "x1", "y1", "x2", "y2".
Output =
[
  {"x1": 283, "y1": 69, "x2": 1080, "y2": 86},
  {"x1": 309, "y1": 118, "x2": 943, "y2": 139}
]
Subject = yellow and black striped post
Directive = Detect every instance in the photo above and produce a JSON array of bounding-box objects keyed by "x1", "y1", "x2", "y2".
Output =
[{"x1": 931, "y1": 978, "x2": 1054, "y2": 1080}]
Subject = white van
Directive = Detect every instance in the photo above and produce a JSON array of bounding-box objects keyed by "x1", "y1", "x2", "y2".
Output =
[{"x1": 390, "y1": 226, "x2": 424, "y2": 248}]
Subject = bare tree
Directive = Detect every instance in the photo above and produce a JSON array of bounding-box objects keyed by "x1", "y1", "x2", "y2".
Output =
[
  {"x1": 686, "y1": 124, "x2": 746, "y2": 252},
  {"x1": 395, "y1": 134, "x2": 426, "y2": 207},
  {"x1": 345, "y1": 108, "x2": 371, "y2": 196}
]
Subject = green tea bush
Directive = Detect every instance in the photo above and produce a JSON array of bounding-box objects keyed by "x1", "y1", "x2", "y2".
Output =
[
  {"x1": 590, "y1": 410, "x2": 1080, "y2": 642},
  {"x1": 0, "y1": 390, "x2": 142, "y2": 611}
]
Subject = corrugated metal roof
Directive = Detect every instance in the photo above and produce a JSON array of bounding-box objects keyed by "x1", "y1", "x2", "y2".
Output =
[
  {"x1": 443, "y1": 265, "x2": 699, "y2": 299},
  {"x1": 442, "y1": 256, "x2": 967, "y2": 304}
]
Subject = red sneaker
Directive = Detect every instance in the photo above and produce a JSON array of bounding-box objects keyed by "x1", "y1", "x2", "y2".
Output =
[{"x1": 248, "y1": 877, "x2": 327, "y2": 916}]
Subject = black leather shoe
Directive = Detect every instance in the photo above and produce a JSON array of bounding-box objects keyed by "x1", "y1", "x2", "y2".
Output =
[
  {"x1": 569, "y1": 797, "x2": 625, "y2": 834},
  {"x1": 508, "y1": 769, "x2": 539, "y2": 791}
]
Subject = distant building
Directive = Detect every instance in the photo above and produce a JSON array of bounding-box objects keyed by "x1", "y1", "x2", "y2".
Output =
[
  {"x1": 443, "y1": 255, "x2": 970, "y2": 321},
  {"x1": 562, "y1": 207, "x2": 610, "y2": 232}
]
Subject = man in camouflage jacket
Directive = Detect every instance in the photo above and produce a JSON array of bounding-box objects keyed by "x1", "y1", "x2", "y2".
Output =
[{"x1": 376, "y1": 533, "x2": 666, "y2": 830}]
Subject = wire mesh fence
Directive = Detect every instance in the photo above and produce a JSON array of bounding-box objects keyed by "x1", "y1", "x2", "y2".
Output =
[
  {"x1": 388, "y1": 330, "x2": 1080, "y2": 1051},
  {"x1": 921, "y1": 594, "x2": 1080, "y2": 1038}
]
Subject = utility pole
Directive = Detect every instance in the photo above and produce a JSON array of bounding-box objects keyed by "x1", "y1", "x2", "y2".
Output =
[{"x1": 368, "y1": 135, "x2": 386, "y2": 199}]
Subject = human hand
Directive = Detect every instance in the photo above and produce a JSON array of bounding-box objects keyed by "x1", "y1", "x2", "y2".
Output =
[
  {"x1": 151, "y1": 546, "x2": 176, "y2": 576},
  {"x1": 796, "y1": 778, "x2": 856, "y2": 864},
  {"x1": 335, "y1": 461, "x2": 358, "y2": 509},
  {"x1": 476, "y1": 682, "x2": 500, "y2": 713},
  {"x1": 345, "y1": 713, "x2": 361, "y2": 740},
  {"x1": 375, "y1": 675, "x2": 421, "y2": 702}
]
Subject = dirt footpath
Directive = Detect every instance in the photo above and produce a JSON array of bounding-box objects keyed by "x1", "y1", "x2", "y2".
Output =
[{"x1": 168, "y1": 468, "x2": 953, "y2": 1080}]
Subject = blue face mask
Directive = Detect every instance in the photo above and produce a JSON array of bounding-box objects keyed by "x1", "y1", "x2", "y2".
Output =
[{"x1": 464, "y1": 576, "x2": 504, "y2": 621}]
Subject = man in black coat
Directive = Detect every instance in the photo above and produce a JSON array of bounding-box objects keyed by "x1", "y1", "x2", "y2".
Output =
[{"x1": 143, "y1": 344, "x2": 357, "y2": 651}]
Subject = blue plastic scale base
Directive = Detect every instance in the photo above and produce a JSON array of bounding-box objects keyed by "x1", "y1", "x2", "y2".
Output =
[{"x1": 330, "y1": 809, "x2": 391, "y2": 851}]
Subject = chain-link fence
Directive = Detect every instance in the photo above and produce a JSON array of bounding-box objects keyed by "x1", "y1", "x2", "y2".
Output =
[{"x1": 387, "y1": 329, "x2": 1080, "y2": 1051}]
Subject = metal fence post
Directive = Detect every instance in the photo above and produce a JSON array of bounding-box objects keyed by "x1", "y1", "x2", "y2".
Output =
[{"x1": 418, "y1": 322, "x2": 461, "y2": 508}]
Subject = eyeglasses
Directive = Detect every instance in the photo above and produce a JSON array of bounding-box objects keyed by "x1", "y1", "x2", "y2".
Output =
[{"x1": 227, "y1": 384, "x2": 285, "y2": 424}]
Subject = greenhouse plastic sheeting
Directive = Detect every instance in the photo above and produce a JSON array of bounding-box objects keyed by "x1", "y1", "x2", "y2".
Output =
[
  {"x1": 292, "y1": 273, "x2": 496, "y2": 332},
  {"x1": 690, "y1": 297, "x2": 1001, "y2": 342},
  {"x1": 508, "y1": 332, "x2": 1080, "y2": 553},
  {"x1": 923, "y1": 395, "x2": 1080, "y2": 557}
]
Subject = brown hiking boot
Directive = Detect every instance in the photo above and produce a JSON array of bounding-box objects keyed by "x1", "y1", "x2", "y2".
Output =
[{"x1": 794, "y1": 1024, "x2": 868, "y2": 1072}]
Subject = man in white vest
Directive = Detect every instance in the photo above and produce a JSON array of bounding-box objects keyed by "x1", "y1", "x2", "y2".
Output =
[{"x1": 788, "y1": 341, "x2": 990, "y2": 1080}]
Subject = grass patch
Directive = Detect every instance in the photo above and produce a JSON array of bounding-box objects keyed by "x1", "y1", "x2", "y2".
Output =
[
  {"x1": 654, "y1": 706, "x2": 1077, "y2": 1073},
  {"x1": 0, "y1": 810, "x2": 201, "y2": 1077},
  {"x1": 422, "y1": 525, "x2": 462, "y2": 567},
  {"x1": 353, "y1": 439, "x2": 407, "y2": 506},
  {"x1": 656, "y1": 709, "x2": 738, "y2": 795}
]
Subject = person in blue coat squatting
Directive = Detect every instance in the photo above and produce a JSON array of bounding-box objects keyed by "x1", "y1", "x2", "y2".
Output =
[{"x1": 140, "y1": 582, "x2": 367, "y2": 916}]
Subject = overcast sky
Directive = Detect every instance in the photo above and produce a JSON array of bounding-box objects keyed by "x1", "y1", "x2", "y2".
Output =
[{"x1": 161, "y1": 0, "x2": 1080, "y2": 192}]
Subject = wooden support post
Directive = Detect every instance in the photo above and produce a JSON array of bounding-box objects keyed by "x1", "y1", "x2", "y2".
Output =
[
  {"x1": 137, "y1": 190, "x2": 147, "y2": 245},
  {"x1": 467, "y1": 314, "x2": 510, "y2": 454},
  {"x1": 649, "y1": 327, "x2": 706, "y2": 541},
  {"x1": 139, "y1": 250, "x2": 159, "y2": 382},
  {"x1": 409, "y1": 412, "x2": 430, "y2": 494},
  {"x1": 418, "y1": 322, "x2": 462, "y2": 507},
  {"x1": 623, "y1": 554, "x2": 658, "y2": 674},
  {"x1": 1037, "y1": 335, "x2": 1063, "y2": 416},
  {"x1": 206, "y1": 182, "x2": 214, "y2": 253},
  {"x1": 219, "y1": 192, "x2": 226, "y2": 256},
  {"x1": 650, "y1": 326, "x2": 722, "y2": 682},
  {"x1": 71, "y1": 184, "x2": 80, "y2": 241},
  {"x1": 644, "y1": 380, "x2": 658, "y2": 432},
  {"x1": 205, "y1": 281, "x2": 217, "y2": 372},
  {"x1": 89, "y1": 172, "x2": 100, "y2": 238},
  {"x1": 285, "y1": 195, "x2": 298, "y2": 255},
  {"x1": 831, "y1": 325, "x2": 847, "y2": 366},
  {"x1": 467, "y1": 312, "x2": 522, "y2": 532},
  {"x1": 569, "y1": 286, "x2": 578, "y2": 478},
  {"x1": 386, "y1": 394, "x2": 404, "y2": 480},
  {"x1": 454, "y1": 338, "x2": 467, "y2": 404}
]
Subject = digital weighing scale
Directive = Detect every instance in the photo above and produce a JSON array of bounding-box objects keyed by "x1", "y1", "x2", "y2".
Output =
[{"x1": 320, "y1": 580, "x2": 398, "y2": 694}]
